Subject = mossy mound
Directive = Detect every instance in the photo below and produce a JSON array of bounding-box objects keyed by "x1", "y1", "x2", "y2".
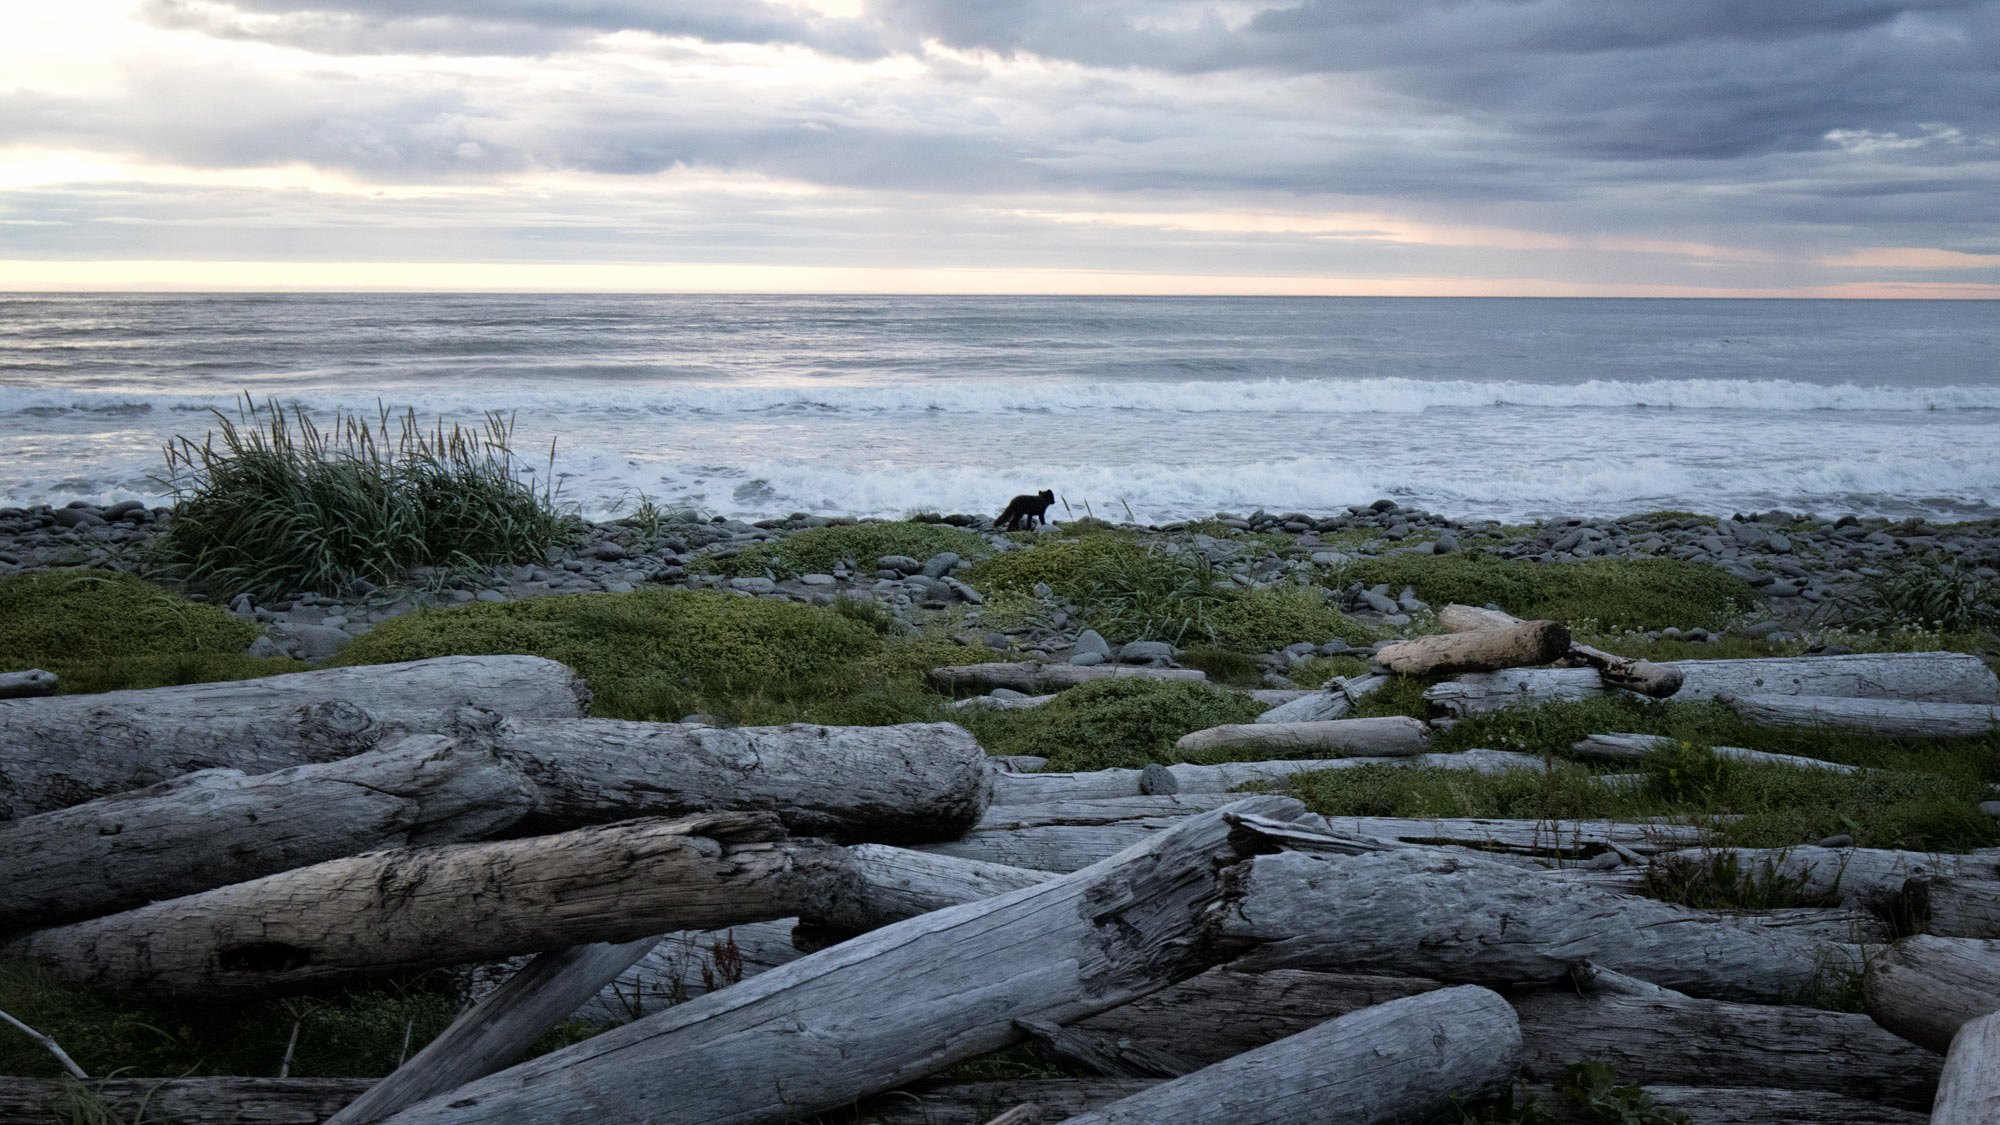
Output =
[
  {"x1": 1344, "y1": 552, "x2": 1758, "y2": 631},
  {"x1": 1208, "y1": 587, "x2": 1376, "y2": 651},
  {"x1": 0, "y1": 569, "x2": 295, "y2": 693},
  {"x1": 961, "y1": 677, "x2": 1266, "y2": 771},
  {"x1": 693, "y1": 521, "x2": 991, "y2": 579},
  {"x1": 962, "y1": 536, "x2": 1147, "y2": 596},
  {"x1": 331, "y1": 589, "x2": 887, "y2": 720}
]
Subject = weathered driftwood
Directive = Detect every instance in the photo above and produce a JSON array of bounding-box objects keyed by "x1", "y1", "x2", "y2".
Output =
[
  {"x1": 1572, "y1": 1087, "x2": 1926, "y2": 1125},
  {"x1": 1172, "y1": 715, "x2": 1430, "y2": 755},
  {"x1": 370, "y1": 797, "x2": 1312, "y2": 1125},
  {"x1": 989, "y1": 749, "x2": 1543, "y2": 804},
  {"x1": 0, "y1": 655, "x2": 588, "y2": 817},
  {"x1": 1554, "y1": 845, "x2": 2000, "y2": 911},
  {"x1": 1071, "y1": 968, "x2": 1440, "y2": 1064},
  {"x1": 1512, "y1": 964, "x2": 1941, "y2": 1111},
  {"x1": 0, "y1": 735, "x2": 537, "y2": 931},
  {"x1": 1, "y1": 719, "x2": 991, "y2": 931},
  {"x1": 925, "y1": 662, "x2": 1207, "y2": 693},
  {"x1": 1425, "y1": 651, "x2": 2000, "y2": 717},
  {"x1": 1905, "y1": 875, "x2": 2000, "y2": 939},
  {"x1": 488, "y1": 716, "x2": 991, "y2": 842},
  {"x1": 8, "y1": 812, "x2": 824, "y2": 998},
  {"x1": 1376, "y1": 619, "x2": 1570, "y2": 677},
  {"x1": 1932, "y1": 1010, "x2": 2000, "y2": 1125},
  {"x1": 0, "y1": 668, "x2": 58, "y2": 699},
  {"x1": 1865, "y1": 935, "x2": 2000, "y2": 1052},
  {"x1": 794, "y1": 843, "x2": 1053, "y2": 937},
  {"x1": 0, "y1": 1077, "x2": 375, "y2": 1125},
  {"x1": 575, "y1": 919, "x2": 803, "y2": 1024},
  {"x1": 923, "y1": 804, "x2": 1708, "y2": 872},
  {"x1": 1050, "y1": 986, "x2": 1520, "y2": 1125},
  {"x1": 1570, "y1": 732, "x2": 1859, "y2": 773},
  {"x1": 1717, "y1": 693, "x2": 2000, "y2": 738},
  {"x1": 1253, "y1": 674, "x2": 1389, "y2": 723},
  {"x1": 847, "y1": 1079, "x2": 1156, "y2": 1125},
  {"x1": 325, "y1": 937, "x2": 661, "y2": 1125},
  {"x1": 1012, "y1": 1018, "x2": 1197, "y2": 1079},
  {"x1": 1212, "y1": 831, "x2": 1860, "y2": 1001},
  {"x1": 1434, "y1": 605, "x2": 1682, "y2": 697}
]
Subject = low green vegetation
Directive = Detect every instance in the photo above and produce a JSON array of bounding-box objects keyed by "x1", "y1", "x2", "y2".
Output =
[
  {"x1": 690, "y1": 521, "x2": 991, "y2": 579},
  {"x1": 158, "y1": 399, "x2": 568, "y2": 599},
  {"x1": 0, "y1": 569, "x2": 297, "y2": 692},
  {"x1": 1839, "y1": 551, "x2": 1999, "y2": 633},
  {"x1": 958, "y1": 677, "x2": 1266, "y2": 771},
  {"x1": 1342, "y1": 551, "x2": 1760, "y2": 631}
]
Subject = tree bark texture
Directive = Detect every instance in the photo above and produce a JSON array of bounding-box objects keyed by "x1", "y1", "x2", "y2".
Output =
[
  {"x1": 371, "y1": 796, "x2": 1313, "y2": 1125},
  {"x1": 573, "y1": 919, "x2": 804, "y2": 1025},
  {"x1": 1048, "y1": 986, "x2": 1520, "y2": 1125},
  {"x1": 1070, "y1": 967, "x2": 1442, "y2": 1064},
  {"x1": 1424, "y1": 652, "x2": 2000, "y2": 717},
  {"x1": 1717, "y1": 693, "x2": 2000, "y2": 738},
  {"x1": 1904, "y1": 875, "x2": 2000, "y2": 940},
  {"x1": 925, "y1": 663, "x2": 1208, "y2": 693},
  {"x1": 1172, "y1": 715, "x2": 1431, "y2": 755},
  {"x1": 1252, "y1": 675, "x2": 1389, "y2": 724},
  {"x1": 0, "y1": 655, "x2": 588, "y2": 817},
  {"x1": 1210, "y1": 841, "x2": 1861, "y2": 1001},
  {"x1": 1375, "y1": 619, "x2": 1570, "y2": 676},
  {"x1": 1553, "y1": 846, "x2": 2000, "y2": 913},
  {"x1": 1931, "y1": 1011, "x2": 2000, "y2": 1125},
  {"x1": 1570, "y1": 732, "x2": 1859, "y2": 773},
  {"x1": 0, "y1": 1077, "x2": 375, "y2": 1125},
  {"x1": 989, "y1": 749, "x2": 1543, "y2": 804},
  {"x1": 1865, "y1": 935, "x2": 2000, "y2": 1052},
  {"x1": 7, "y1": 812, "x2": 824, "y2": 998}
]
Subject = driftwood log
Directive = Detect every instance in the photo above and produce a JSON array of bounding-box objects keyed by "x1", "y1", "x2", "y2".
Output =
[
  {"x1": 1552, "y1": 844, "x2": 2000, "y2": 914},
  {"x1": 7, "y1": 812, "x2": 824, "y2": 998},
  {"x1": 0, "y1": 668, "x2": 58, "y2": 698},
  {"x1": 1375, "y1": 619, "x2": 1570, "y2": 676},
  {"x1": 1512, "y1": 964, "x2": 1940, "y2": 1111},
  {"x1": 1425, "y1": 651, "x2": 2000, "y2": 717},
  {"x1": 990, "y1": 750, "x2": 1544, "y2": 804},
  {"x1": 0, "y1": 720, "x2": 992, "y2": 931},
  {"x1": 575, "y1": 919, "x2": 803, "y2": 1024},
  {"x1": 1570, "y1": 732, "x2": 1859, "y2": 773},
  {"x1": 1253, "y1": 674, "x2": 1388, "y2": 723},
  {"x1": 1904, "y1": 875, "x2": 2000, "y2": 939},
  {"x1": 0, "y1": 1077, "x2": 375, "y2": 1125},
  {"x1": 0, "y1": 655, "x2": 589, "y2": 817},
  {"x1": 1172, "y1": 715, "x2": 1430, "y2": 755},
  {"x1": 925, "y1": 663, "x2": 1207, "y2": 693},
  {"x1": 1864, "y1": 935, "x2": 2000, "y2": 1052},
  {"x1": 1717, "y1": 693, "x2": 2000, "y2": 738},
  {"x1": 370, "y1": 797, "x2": 1312, "y2": 1125},
  {"x1": 1932, "y1": 1011, "x2": 2000, "y2": 1125},
  {"x1": 1049, "y1": 986, "x2": 1520, "y2": 1125},
  {"x1": 1435, "y1": 604, "x2": 1684, "y2": 697},
  {"x1": 1212, "y1": 826, "x2": 1859, "y2": 1001}
]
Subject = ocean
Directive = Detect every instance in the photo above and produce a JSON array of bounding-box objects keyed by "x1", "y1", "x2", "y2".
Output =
[{"x1": 1, "y1": 293, "x2": 1994, "y2": 524}]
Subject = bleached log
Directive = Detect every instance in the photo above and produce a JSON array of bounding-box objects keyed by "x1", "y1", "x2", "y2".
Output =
[
  {"x1": 0, "y1": 720, "x2": 991, "y2": 932},
  {"x1": 0, "y1": 668, "x2": 58, "y2": 699},
  {"x1": 0, "y1": 655, "x2": 587, "y2": 817},
  {"x1": 370, "y1": 797, "x2": 1314, "y2": 1125},
  {"x1": 1865, "y1": 936, "x2": 2000, "y2": 1052},
  {"x1": 1933, "y1": 1011, "x2": 2000, "y2": 1125},
  {"x1": 1426, "y1": 651, "x2": 2000, "y2": 717},
  {"x1": 0, "y1": 1077, "x2": 374, "y2": 1125},
  {"x1": 1013, "y1": 1019, "x2": 1198, "y2": 1079},
  {"x1": 1049, "y1": 986, "x2": 1520, "y2": 1125},
  {"x1": 0, "y1": 735, "x2": 536, "y2": 931},
  {"x1": 990, "y1": 749, "x2": 1544, "y2": 804},
  {"x1": 575, "y1": 920, "x2": 804, "y2": 1024},
  {"x1": 1252, "y1": 675, "x2": 1388, "y2": 723},
  {"x1": 1905, "y1": 876, "x2": 2000, "y2": 939},
  {"x1": 793, "y1": 843, "x2": 1053, "y2": 937},
  {"x1": 8, "y1": 812, "x2": 825, "y2": 999},
  {"x1": 925, "y1": 663, "x2": 1207, "y2": 693},
  {"x1": 1571, "y1": 732, "x2": 1859, "y2": 773},
  {"x1": 489, "y1": 716, "x2": 991, "y2": 842},
  {"x1": 1173, "y1": 715, "x2": 1430, "y2": 755},
  {"x1": 1717, "y1": 694, "x2": 2000, "y2": 739},
  {"x1": 1434, "y1": 605, "x2": 1682, "y2": 697},
  {"x1": 1600, "y1": 1087, "x2": 1925, "y2": 1125},
  {"x1": 325, "y1": 937, "x2": 661, "y2": 1125},
  {"x1": 1376, "y1": 619, "x2": 1570, "y2": 676},
  {"x1": 952, "y1": 692, "x2": 1061, "y2": 712},
  {"x1": 848, "y1": 1079, "x2": 1155, "y2": 1125},
  {"x1": 1072, "y1": 968, "x2": 1440, "y2": 1063},
  {"x1": 1211, "y1": 831, "x2": 1861, "y2": 1001},
  {"x1": 924, "y1": 804, "x2": 1707, "y2": 872},
  {"x1": 1553, "y1": 845, "x2": 2000, "y2": 912},
  {"x1": 1512, "y1": 964, "x2": 1940, "y2": 1111}
]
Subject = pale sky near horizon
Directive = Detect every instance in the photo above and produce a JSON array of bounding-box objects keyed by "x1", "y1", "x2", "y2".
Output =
[{"x1": 1, "y1": 0, "x2": 1997, "y2": 295}]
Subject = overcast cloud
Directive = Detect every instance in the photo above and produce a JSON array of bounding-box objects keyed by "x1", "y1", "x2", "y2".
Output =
[{"x1": 1, "y1": 0, "x2": 1995, "y2": 293}]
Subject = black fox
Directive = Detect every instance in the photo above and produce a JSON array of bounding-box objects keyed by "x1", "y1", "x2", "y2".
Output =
[{"x1": 996, "y1": 489, "x2": 1056, "y2": 531}]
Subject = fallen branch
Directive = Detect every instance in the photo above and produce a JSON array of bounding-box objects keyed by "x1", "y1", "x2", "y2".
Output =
[
  {"x1": 989, "y1": 749, "x2": 1542, "y2": 804},
  {"x1": 1172, "y1": 715, "x2": 1430, "y2": 755},
  {"x1": 1252, "y1": 674, "x2": 1388, "y2": 723},
  {"x1": 1569, "y1": 732, "x2": 1859, "y2": 773},
  {"x1": 0, "y1": 1077, "x2": 375, "y2": 1125},
  {"x1": 1375, "y1": 619, "x2": 1570, "y2": 676},
  {"x1": 1435, "y1": 604, "x2": 1682, "y2": 697},
  {"x1": 0, "y1": 1005, "x2": 88, "y2": 1079}
]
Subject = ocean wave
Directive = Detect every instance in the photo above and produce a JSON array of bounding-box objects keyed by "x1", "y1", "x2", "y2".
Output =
[{"x1": 4, "y1": 376, "x2": 1999, "y2": 421}]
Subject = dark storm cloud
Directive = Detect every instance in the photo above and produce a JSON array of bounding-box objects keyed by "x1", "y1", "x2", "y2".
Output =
[{"x1": 140, "y1": 0, "x2": 887, "y2": 58}]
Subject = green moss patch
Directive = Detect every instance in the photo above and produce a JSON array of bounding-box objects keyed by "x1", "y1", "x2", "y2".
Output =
[
  {"x1": 960, "y1": 677, "x2": 1266, "y2": 771},
  {"x1": 1344, "y1": 552, "x2": 1759, "y2": 631},
  {"x1": 1209, "y1": 587, "x2": 1376, "y2": 651},
  {"x1": 692, "y1": 521, "x2": 991, "y2": 579},
  {"x1": 0, "y1": 569, "x2": 297, "y2": 693}
]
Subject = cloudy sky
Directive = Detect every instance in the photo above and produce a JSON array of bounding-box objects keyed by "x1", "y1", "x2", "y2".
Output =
[{"x1": 2, "y1": 0, "x2": 1996, "y2": 294}]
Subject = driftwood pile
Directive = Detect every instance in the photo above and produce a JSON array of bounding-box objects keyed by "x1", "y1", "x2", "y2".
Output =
[{"x1": 1, "y1": 626, "x2": 1998, "y2": 1124}]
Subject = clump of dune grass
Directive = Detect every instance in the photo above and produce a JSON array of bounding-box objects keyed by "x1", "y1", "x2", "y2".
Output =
[{"x1": 158, "y1": 398, "x2": 569, "y2": 598}]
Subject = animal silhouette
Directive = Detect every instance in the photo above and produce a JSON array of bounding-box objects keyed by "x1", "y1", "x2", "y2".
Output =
[{"x1": 996, "y1": 489, "x2": 1056, "y2": 531}]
